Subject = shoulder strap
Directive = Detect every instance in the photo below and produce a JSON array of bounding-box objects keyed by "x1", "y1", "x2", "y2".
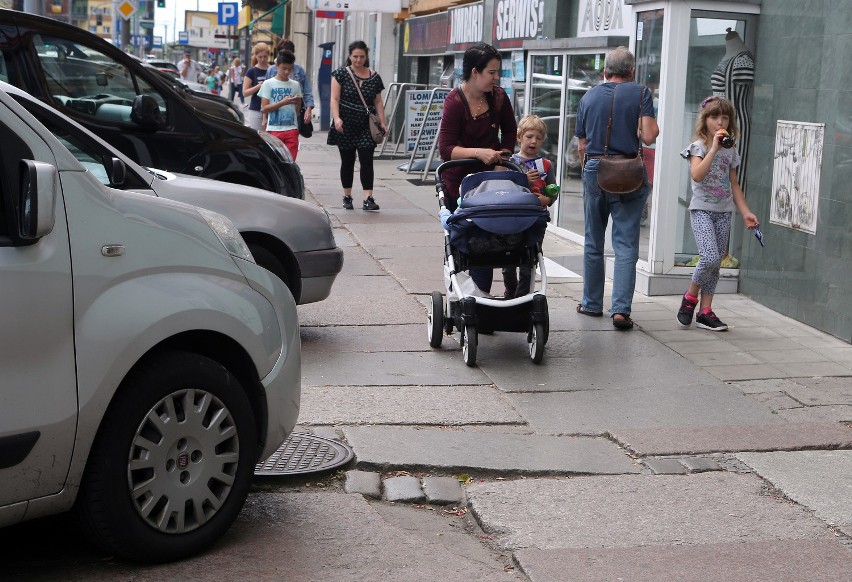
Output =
[
  {"x1": 346, "y1": 66, "x2": 371, "y2": 113},
  {"x1": 604, "y1": 83, "x2": 645, "y2": 158},
  {"x1": 603, "y1": 84, "x2": 616, "y2": 156}
]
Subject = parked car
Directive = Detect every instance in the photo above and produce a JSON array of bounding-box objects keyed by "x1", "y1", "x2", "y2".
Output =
[
  {"x1": 145, "y1": 58, "x2": 179, "y2": 73},
  {"x1": 0, "y1": 9, "x2": 303, "y2": 198},
  {"x1": 145, "y1": 64, "x2": 245, "y2": 123},
  {"x1": 2, "y1": 81, "x2": 342, "y2": 304},
  {"x1": 0, "y1": 83, "x2": 301, "y2": 562}
]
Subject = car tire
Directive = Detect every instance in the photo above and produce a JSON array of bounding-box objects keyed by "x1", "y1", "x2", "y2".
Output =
[
  {"x1": 76, "y1": 351, "x2": 258, "y2": 563},
  {"x1": 248, "y1": 243, "x2": 294, "y2": 297}
]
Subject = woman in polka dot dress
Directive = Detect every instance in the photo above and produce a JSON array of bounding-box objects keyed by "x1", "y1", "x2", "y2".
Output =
[{"x1": 328, "y1": 40, "x2": 388, "y2": 211}]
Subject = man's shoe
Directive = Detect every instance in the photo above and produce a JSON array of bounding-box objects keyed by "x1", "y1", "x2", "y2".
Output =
[
  {"x1": 363, "y1": 196, "x2": 380, "y2": 211},
  {"x1": 695, "y1": 310, "x2": 729, "y2": 331},
  {"x1": 342, "y1": 195, "x2": 354, "y2": 210},
  {"x1": 676, "y1": 293, "x2": 698, "y2": 327}
]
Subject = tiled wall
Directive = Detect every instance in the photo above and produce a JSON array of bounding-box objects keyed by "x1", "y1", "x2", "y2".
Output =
[{"x1": 739, "y1": 0, "x2": 852, "y2": 343}]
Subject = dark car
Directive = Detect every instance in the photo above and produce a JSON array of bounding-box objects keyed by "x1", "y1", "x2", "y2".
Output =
[{"x1": 0, "y1": 9, "x2": 303, "y2": 198}]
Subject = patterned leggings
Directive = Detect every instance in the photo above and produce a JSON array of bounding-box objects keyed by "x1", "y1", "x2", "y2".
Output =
[{"x1": 690, "y1": 210, "x2": 732, "y2": 297}]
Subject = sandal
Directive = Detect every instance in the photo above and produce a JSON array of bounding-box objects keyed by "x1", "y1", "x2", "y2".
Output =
[
  {"x1": 612, "y1": 313, "x2": 634, "y2": 330},
  {"x1": 576, "y1": 304, "x2": 603, "y2": 317}
]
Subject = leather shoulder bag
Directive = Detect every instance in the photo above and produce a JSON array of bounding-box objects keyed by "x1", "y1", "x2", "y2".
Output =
[
  {"x1": 347, "y1": 67, "x2": 385, "y2": 144},
  {"x1": 595, "y1": 84, "x2": 646, "y2": 194}
]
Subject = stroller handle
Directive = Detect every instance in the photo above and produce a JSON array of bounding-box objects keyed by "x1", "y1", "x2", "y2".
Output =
[{"x1": 435, "y1": 157, "x2": 525, "y2": 209}]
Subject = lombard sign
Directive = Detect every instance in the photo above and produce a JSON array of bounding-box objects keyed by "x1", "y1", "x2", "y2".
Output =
[
  {"x1": 448, "y1": 1, "x2": 483, "y2": 53},
  {"x1": 493, "y1": 0, "x2": 544, "y2": 50},
  {"x1": 577, "y1": 0, "x2": 633, "y2": 38}
]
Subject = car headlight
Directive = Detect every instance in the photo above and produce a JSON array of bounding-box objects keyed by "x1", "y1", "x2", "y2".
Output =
[
  {"x1": 260, "y1": 132, "x2": 294, "y2": 163},
  {"x1": 197, "y1": 208, "x2": 254, "y2": 262}
]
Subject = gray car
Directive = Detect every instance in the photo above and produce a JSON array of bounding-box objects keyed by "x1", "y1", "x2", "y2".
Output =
[{"x1": 1, "y1": 81, "x2": 343, "y2": 304}]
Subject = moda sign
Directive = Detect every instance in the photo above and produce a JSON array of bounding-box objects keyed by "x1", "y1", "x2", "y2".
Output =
[{"x1": 493, "y1": 0, "x2": 544, "y2": 49}]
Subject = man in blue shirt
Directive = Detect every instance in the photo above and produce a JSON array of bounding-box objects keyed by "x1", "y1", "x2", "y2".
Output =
[{"x1": 575, "y1": 46, "x2": 659, "y2": 330}]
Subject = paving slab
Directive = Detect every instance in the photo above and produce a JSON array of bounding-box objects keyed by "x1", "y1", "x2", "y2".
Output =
[
  {"x1": 736, "y1": 450, "x2": 852, "y2": 526},
  {"x1": 610, "y1": 422, "x2": 852, "y2": 456},
  {"x1": 299, "y1": 385, "x2": 524, "y2": 425},
  {"x1": 680, "y1": 457, "x2": 721, "y2": 472},
  {"x1": 297, "y1": 273, "x2": 425, "y2": 326},
  {"x1": 344, "y1": 470, "x2": 382, "y2": 498},
  {"x1": 731, "y1": 378, "x2": 810, "y2": 394},
  {"x1": 510, "y1": 383, "x2": 782, "y2": 434},
  {"x1": 383, "y1": 475, "x2": 425, "y2": 502},
  {"x1": 643, "y1": 458, "x2": 687, "y2": 474},
  {"x1": 335, "y1": 245, "x2": 386, "y2": 276},
  {"x1": 422, "y1": 476, "x2": 466, "y2": 505},
  {"x1": 514, "y1": 540, "x2": 852, "y2": 582},
  {"x1": 343, "y1": 426, "x2": 641, "y2": 475},
  {"x1": 777, "y1": 405, "x2": 852, "y2": 423},
  {"x1": 466, "y1": 473, "x2": 833, "y2": 551},
  {"x1": 302, "y1": 351, "x2": 490, "y2": 386},
  {"x1": 300, "y1": 323, "x2": 439, "y2": 353}
]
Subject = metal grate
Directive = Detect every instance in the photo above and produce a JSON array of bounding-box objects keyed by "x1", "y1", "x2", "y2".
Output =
[{"x1": 255, "y1": 433, "x2": 354, "y2": 476}]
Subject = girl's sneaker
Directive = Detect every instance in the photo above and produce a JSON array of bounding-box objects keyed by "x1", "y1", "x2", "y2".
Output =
[
  {"x1": 363, "y1": 196, "x2": 380, "y2": 211},
  {"x1": 342, "y1": 195, "x2": 354, "y2": 209},
  {"x1": 695, "y1": 310, "x2": 728, "y2": 331},
  {"x1": 676, "y1": 293, "x2": 698, "y2": 326}
]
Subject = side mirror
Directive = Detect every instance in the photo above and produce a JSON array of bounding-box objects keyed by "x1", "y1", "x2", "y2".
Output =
[
  {"x1": 19, "y1": 160, "x2": 58, "y2": 241},
  {"x1": 130, "y1": 95, "x2": 163, "y2": 129},
  {"x1": 107, "y1": 157, "x2": 126, "y2": 186}
]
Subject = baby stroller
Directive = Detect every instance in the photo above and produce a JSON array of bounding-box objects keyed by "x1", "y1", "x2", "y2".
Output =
[{"x1": 428, "y1": 158, "x2": 551, "y2": 366}]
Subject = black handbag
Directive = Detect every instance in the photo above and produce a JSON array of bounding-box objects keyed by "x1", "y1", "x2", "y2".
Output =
[
  {"x1": 595, "y1": 84, "x2": 645, "y2": 194},
  {"x1": 298, "y1": 105, "x2": 313, "y2": 138}
]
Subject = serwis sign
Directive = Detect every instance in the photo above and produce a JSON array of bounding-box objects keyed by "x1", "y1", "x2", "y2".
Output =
[{"x1": 493, "y1": 0, "x2": 544, "y2": 50}]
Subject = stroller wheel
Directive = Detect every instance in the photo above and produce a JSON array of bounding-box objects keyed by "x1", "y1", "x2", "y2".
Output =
[
  {"x1": 529, "y1": 322, "x2": 546, "y2": 364},
  {"x1": 428, "y1": 291, "x2": 444, "y2": 348},
  {"x1": 462, "y1": 325, "x2": 477, "y2": 367}
]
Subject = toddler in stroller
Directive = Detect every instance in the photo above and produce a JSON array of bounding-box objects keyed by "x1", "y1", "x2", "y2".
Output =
[{"x1": 429, "y1": 158, "x2": 551, "y2": 366}]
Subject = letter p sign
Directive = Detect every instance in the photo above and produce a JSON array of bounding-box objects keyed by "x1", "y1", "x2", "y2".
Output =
[{"x1": 218, "y1": 2, "x2": 238, "y2": 26}]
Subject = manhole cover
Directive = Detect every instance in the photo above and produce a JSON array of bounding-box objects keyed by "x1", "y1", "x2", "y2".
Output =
[{"x1": 255, "y1": 433, "x2": 354, "y2": 476}]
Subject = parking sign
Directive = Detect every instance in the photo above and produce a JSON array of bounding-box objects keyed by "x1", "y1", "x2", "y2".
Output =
[{"x1": 218, "y1": 2, "x2": 238, "y2": 26}]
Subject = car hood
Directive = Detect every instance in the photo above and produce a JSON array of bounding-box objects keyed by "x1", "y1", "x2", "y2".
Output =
[{"x1": 145, "y1": 169, "x2": 337, "y2": 253}]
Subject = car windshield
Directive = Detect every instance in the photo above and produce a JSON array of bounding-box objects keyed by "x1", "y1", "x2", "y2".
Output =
[{"x1": 33, "y1": 34, "x2": 167, "y2": 124}]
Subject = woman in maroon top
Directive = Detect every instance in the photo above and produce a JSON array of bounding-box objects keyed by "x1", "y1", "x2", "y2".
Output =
[{"x1": 438, "y1": 43, "x2": 518, "y2": 213}]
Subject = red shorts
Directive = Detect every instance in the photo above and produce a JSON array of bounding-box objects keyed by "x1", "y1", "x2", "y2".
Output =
[{"x1": 269, "y1": 129, "x2": 299, "y2": 161}]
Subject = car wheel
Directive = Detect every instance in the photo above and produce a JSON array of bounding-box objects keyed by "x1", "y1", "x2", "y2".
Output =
[
  {"x1": 248, "y1": 243, "x2": 294, "y2": 297},
  {"x1": 76, "y1": 351, "x2": 258, "y2": 563}
]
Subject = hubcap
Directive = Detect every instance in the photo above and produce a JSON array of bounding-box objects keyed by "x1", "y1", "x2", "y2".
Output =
[{"x1": 127, "y1": 389, "x2": 240, "y2": 534}]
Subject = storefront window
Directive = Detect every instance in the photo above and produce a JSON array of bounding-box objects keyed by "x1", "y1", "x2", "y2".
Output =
[
  {"x1": 674, "y1": 16, "x2": 747, "y2": 267},
  {"x1": 634, "y1": 9, "x2": 664, "y2": 262}
]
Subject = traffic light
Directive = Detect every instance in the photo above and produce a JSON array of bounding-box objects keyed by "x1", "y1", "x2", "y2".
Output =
[{"x1": 157, "y1": 0, "x2": 165, "y2": 7}]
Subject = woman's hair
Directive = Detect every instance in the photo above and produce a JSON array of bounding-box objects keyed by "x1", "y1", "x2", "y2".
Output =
[
  {"x1": 604, "y1": 46, "x2": 635, "y2": 79},
  {"x1": 275, "y1": 50, "x2": 295, "y2": 67},
  {"x1": 461, "y1": 43, "x2": 501, "y2": 81},
  {"x1": 277, "y1": 38, "x2": 295, "y2": 53},
  {"x1": 251, "y1": 42, "x2": 270, "y2": 67},
  {"x1": 517, "y1": 115, "x2": 547, "y2": 139},
  {"x1": 345, "y1": 40, "x2": 370, "y2": 67},
  {"x1": 232, "y1": 57, "x2": 241, "y2": 67},
  {"x1": 694, "y1": 96, "x2": 738, "y2": 145}
]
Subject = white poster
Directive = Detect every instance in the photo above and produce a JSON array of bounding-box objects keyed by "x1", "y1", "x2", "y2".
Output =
[
  {"x1": 406, "y1": 89, "x2": 449, "y2": 155},
  {"x1": 770, "y1": 120, "x2": 824, "y2": 235},
  {"x1": 577, "y1": 0, "x2": 633, "y2": 38}
]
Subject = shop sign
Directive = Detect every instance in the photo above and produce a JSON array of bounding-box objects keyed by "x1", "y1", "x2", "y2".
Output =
[
  {"x1": 493, "y1": 0, "x2": 544, "y2": 50},
  {"x1": 448, "y1": 2, "x2": 483, "y2": 53},
  {"x1": 577, "y1": 0, "x2": 633, "y2": 38},
  {"x1": 403, "y1": 11, "x2": 449, "y2": 56},
  {"x1": 405, "y1": 89, "x2": 449, "y2": 155}
]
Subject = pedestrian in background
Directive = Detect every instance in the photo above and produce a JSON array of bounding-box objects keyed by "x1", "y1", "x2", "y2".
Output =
[
  {"x1": 328, "y1": 40, "x2": 387, "y2": 212},
  {"x1": 437, "y1": 42, "x2": 517, "y2": 294},
  {"x1": 575, "y1": 46, "x2": 659, "y2": 330},
  {"x1": 228, "y1": 57, "x2": 245, "y2": 105},
  {"x1": 176, "y1": 50, "x2": 200, "y2": 83},
  {"x1": 260, "y1": 50, "x2": 302, "y2": 161},
  {"x1": 676, "y1": 96, "x2": 758, "y2": 331},
  {"x1": 268, "y1": 38, "x2": 314, "y2": 135},
  {"x1": 243, "y1": 42, "x2": 271, "y2": 131}
]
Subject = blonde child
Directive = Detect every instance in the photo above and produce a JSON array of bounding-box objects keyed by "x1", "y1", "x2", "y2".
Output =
[
  {"x1": 259, "y1": 50, "x2": 302, "y2": 161},
  {"x1": 677, "y1": 96, "x2": 758, "y2": 331},
  {"x1": 504, "y1": 115, "x2": 556, "y2": 298}
]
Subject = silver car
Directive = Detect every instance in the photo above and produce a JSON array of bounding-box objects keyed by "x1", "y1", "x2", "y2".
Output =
[{"x1": 2, "y1": 81, "x2": 343, "y2": 305}]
